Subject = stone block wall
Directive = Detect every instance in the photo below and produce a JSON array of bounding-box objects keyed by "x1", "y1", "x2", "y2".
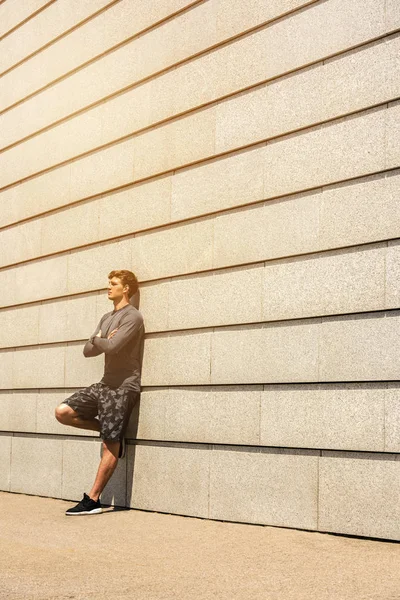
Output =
[{"x1": 0, "y1": 0, "x2": 399, "y2": 540}]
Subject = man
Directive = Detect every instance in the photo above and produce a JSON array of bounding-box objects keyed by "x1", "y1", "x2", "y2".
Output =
[{"x1": 55, "y1": 269, "x2": 145, "y2": 515}]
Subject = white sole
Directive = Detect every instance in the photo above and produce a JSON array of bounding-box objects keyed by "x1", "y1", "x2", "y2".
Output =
[{"x1": 65, "y1": 508, "x2": 103, "y2": 516}]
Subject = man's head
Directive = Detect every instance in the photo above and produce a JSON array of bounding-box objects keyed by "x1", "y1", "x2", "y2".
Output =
[{"x1": 107, "y1": 270, "x2": 139, "y2": 302}]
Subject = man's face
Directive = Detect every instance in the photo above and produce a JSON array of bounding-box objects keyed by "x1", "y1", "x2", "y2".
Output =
[{"x1": 107, "y1": 277, "x2": 128, "y2": 300}]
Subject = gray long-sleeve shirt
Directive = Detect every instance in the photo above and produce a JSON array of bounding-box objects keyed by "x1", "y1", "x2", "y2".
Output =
[{"x1": 83, "y1": 304, "x2": 145, "y2": 393}]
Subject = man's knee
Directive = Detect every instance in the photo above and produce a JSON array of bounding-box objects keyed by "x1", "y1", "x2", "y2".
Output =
[{"x1": 55, "y1": 403, "x2": 74, "y2": 424}]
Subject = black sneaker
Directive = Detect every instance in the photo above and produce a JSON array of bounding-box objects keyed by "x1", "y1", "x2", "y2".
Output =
[
  {"x1": 118, "y1": 437, "x2": 126, "y2": 459},
  {"x1": 65, "y1": 493, "x2": 102, "y2": 516}
]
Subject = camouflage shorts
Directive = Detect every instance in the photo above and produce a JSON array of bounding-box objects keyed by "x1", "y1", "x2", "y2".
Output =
[{"x1": 62, "y1": 382, "x2": 139, "y2": 441}]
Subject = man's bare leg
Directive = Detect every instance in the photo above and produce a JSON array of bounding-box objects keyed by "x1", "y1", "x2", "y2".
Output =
[
  {"x1": 88, "y1": 440, "x2": 120, "y2": 502},
  {"x1": 55, "y1": 404, "x2": 121, "y2": 502},
  {"x1": 55, "y1": 404, "x2": 100, "y2": 433}
]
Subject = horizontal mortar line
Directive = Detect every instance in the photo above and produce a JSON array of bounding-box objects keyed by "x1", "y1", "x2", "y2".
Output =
[
  {"x1": 0, "y1": 96, "x2": 395, "y2": 196},
  {"x1": 0, "y1": 431, "x2": 399, "y2": 458},
  {"x1": 0, "y1": 0, "x2": 353, "y2": 154},
  {"x1": 0, "y1": 0, "x2": 56, "y2": 42},
  {"x1": 0, "y1": 155, "x2": 397, "y2": 238},
  {"x1": 0, "y1": 381, "x2": 396, "y2": 392},
  {"x1": 0, "y1": 0, "x2": 321, "y2": 115},
  {"x1": 0, "y1": 233, "x2": 398, "y2": 311},
  {"x1": 1, "y1": 306, "x2": 399, "y2": 352},
  {"x1": 0, "y1": 0, "x2": 121, "y2": 77},
  {"x1": 1, "y1": 29, "x2": 397, "y2": 156},
  {"x1": 0, "y1": 381, "x2": 399, "y2": 396}
]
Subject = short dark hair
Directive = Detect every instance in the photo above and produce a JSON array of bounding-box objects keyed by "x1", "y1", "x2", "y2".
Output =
[{"x1": 108, "y1": 270, "x2": 139, "y2": 299}]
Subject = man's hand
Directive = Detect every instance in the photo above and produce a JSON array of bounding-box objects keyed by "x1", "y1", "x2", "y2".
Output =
[{"x1": 108, "y1": 328, "x2": 119, "y2": 339}]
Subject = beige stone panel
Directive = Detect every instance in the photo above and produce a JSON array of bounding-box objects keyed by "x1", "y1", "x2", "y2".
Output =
[
  {"x1": 99, "y1": 83, "x2": 152, "y2": 146},
  {"x1": 139, "y1": 281, "x2": 170, "y2": 333},
  {"x1": 67, "y1": 238, "x2": 132, "y2": 296},
  {"x1": 0, "y1": 392, "x2": 15, "y2": 431},
  {"x1": 133, "y1": 108, "x2": 216, "y2": 180},
  {"x1": 65, "y1": 343, "x2": 104, "y2": 387},
  {"x1": 171, "y1": 147, "x2": 264, "y2": 221},
  {"x1": 0, "y1": 111, "x2": 104, "y2": 189},
  {"x1": 141, "y1": 331, "x2": 211, "y2": 386},
  {"x1": 38, "y1": 297, "x2": 68, "y2": 344},
  {"x1": 66, "y1": 294, "x2": 98, "y2": 340},
  {"x1": 99, "y1": 176, "x2": 171, "y2": 241},
  {"x1": 262, "y1": 244, "x2": 386, "y2": 321},
  {"x1": 99, "y1": 0, "x2": 201, "y2": 50},
  {"x1": 128, "y1": 443, "x2": 210, "y2": 517},
  {"x1": 43, "y1": 294, "x2": 98, "y2": 345},
  {"x1": 12, "y1": 254, "x2": 68, "y2": 306},
  {"x1": 0, "y1": 0, "x2": 50, "y2": 38},
  {"x1": 0, "y1": 164, "x2": 71, "y2": 228},
  {"x1": 36, "y1": 389, "x2": 96, "y2": 437},
  {"x1": 319, "y1": 313, "x2": 400, "y2": 380},
  {"x1": 168, "y1": 265, "x2": 263, "y2": 330},
  {"x1": 264, "y1": 109, "x2": 386, "y2": 198},
  {"x1": 0, "y1": 349, "x2": 14, "y2": 389},
  {"x1": 134, "y1": 219, "x2": 213, "y2": 281},
  {"x1": 386, "y1": 102, "x2": 400, "y2": 170},
  {"x1": 323, "y1": 36, "x2": 399, "y2": 116},
  {"x1": 216, "y1": 0, "x2": 315, "y2": 40},
  {"x1": 41, "y1": 201, "x2": 100, "y2": 256},
  {"x1": 0, "y1": 391, "x2": 38, "y2": 433},
  {"x1": 69, "y1": 139, "x2": 134, "y2": 203},
  {"x1": 0, "y1": 268, "x2": 16, "y2": 308},
  {"x1": 165, "y1": 386, "x2": 261, "y2": 445},
  {"x1": 320, "y1": 173, "x2": 400, "y2": 248},
  {"x1": 40, "y1": 294, "x2": 97, "y2": 344},
  {"x1": 129, "y1": 389, "x2": 166, "y2": 440},
  {"x1": 0, "y1": 219, "x2": 42, "y2": 268},
  {"x1": 13, "y1": 345, "x2": 65, "y2": 389},
  {"x1": 319, "y1": 452, "x2": 400, "y2": 540},
  {"x1": 0, "y1": 0, "x2": 114, "y2": 74},
  {"x1": 41, "y1": 296, "x2": 95, "y2": 346},
  {"x1": 213, "y1": 193, "x2": 320, "y2": 269},
  {"x1": 261, "y1": 383, "x2": 385, "y2": 451},
  {"x1": 209, "y1": 448, "x2": 318, "y2": 529},
  {"x1": 0, "y1": 304, "x2": 39, "y2": 349},
  {"x1": 216, "y1": 37, "x2": 396, "y2": 154},
  {"x1": 62, "y1": 437, "x2": 127, "y2": 505},
  {"x1": 0, "y1": 434, "x2": 11, "y2": 491},
  {"x1": 386, "y1": 240, "x2": 400, "y2": 309},
  {"x1": 384, "y1": 384, "x2": 400, "y2": 453},
  {"x1": 211, "y1": 321, "x2": 319, "y2": 384},
  {"x1": 10, "y1": 434, "x2": 62, "y2": 497},
  {"x1": 262, "y1": 0, "x2": 385, "y2": 77},
  {"x1": 386, "y1": 0, "x2": 400, "y2": 31}
]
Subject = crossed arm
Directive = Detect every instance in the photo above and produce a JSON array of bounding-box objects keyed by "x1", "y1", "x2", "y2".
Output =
[{"x1": 83, "y1": 316, "x2": 143, "y2": 357}]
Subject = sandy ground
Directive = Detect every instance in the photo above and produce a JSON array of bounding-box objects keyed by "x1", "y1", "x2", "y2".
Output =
[{"x1": 0, "y1": 491, "x2": 399, "y2": 600}]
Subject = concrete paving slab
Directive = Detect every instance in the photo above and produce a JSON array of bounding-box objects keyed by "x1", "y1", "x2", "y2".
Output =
[{"x1": 0, "y1": 491, "x2": 399, "y2": 600}]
